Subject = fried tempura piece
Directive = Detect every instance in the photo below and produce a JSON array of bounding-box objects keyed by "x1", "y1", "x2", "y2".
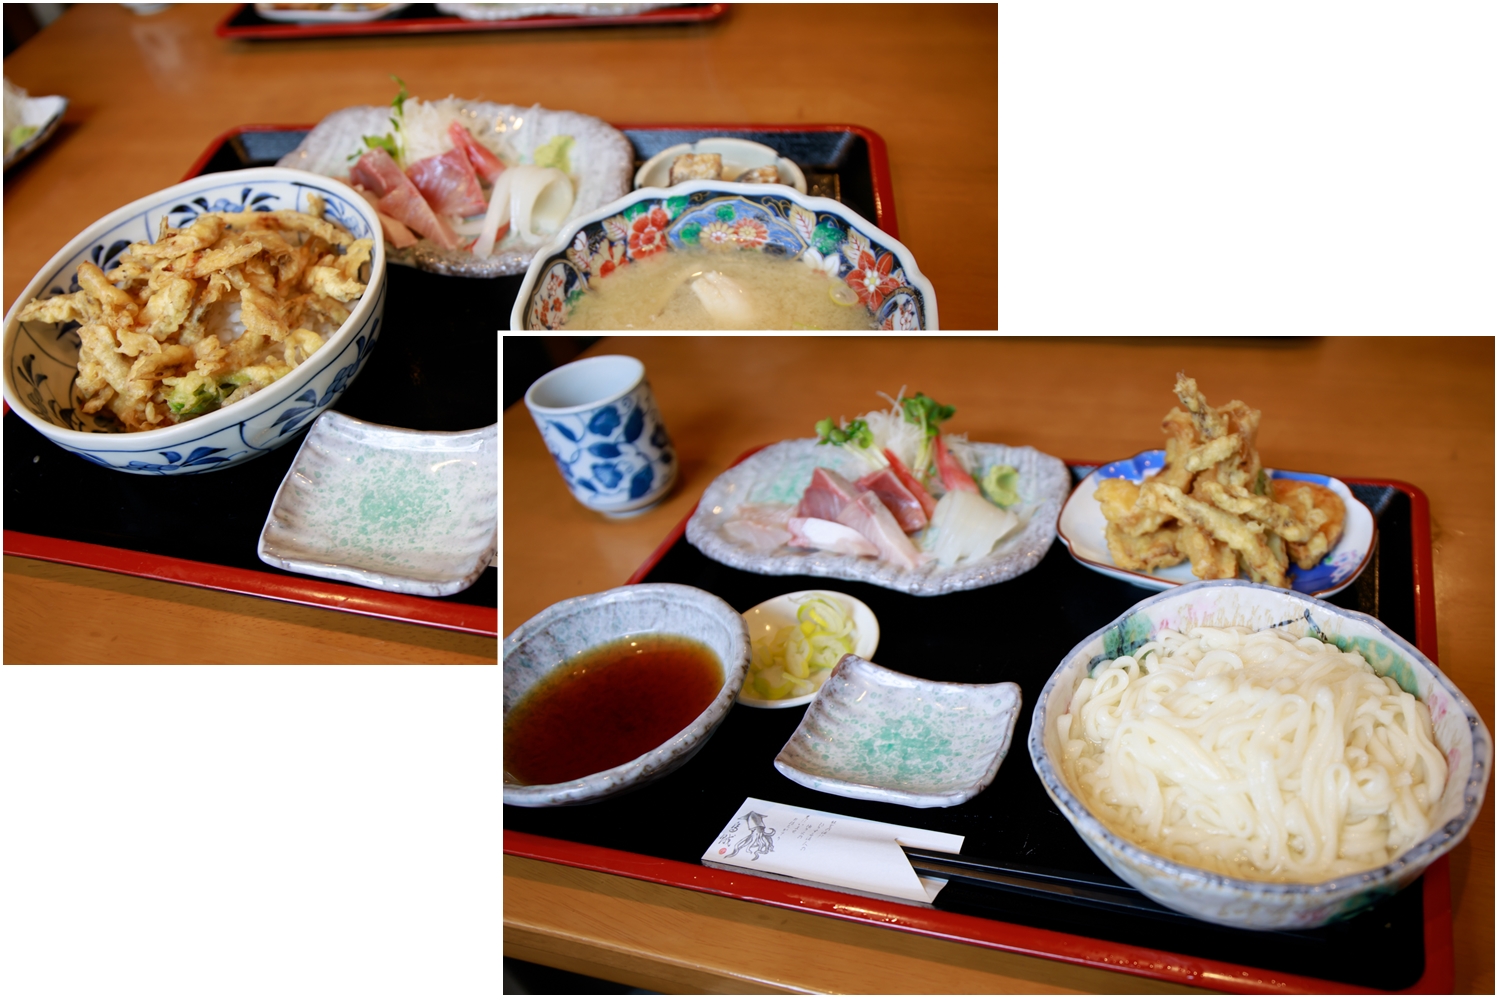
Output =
[
  {"x1": 1141, "y1": 480, "x2": 1290, "y2": 587},
  {"x1": 1105, "y1": 522, "x2": 1184, "y2": 571},
  {"x1": 1273, "y1": 479, "x2": 1346, "y2": 569},
  {"x1": 1094, "y1": 478, "x2": 1174, "y2": 536},
  {"x1": 1177, "y1": 523, "x2": 1239, "y2": 579}
]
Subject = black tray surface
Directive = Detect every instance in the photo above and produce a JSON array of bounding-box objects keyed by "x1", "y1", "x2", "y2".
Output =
[
  {"x1": 503, "y1": 476, "x2": 1426, "y2": 991},
  {"x1": 4, "y1": 147, "x2": 499, "y2": 612}
]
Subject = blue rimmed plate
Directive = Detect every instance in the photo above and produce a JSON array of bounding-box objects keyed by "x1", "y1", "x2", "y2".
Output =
[{"x1": 1056, "y1": 449, "x2": 1375, "y2": 598}]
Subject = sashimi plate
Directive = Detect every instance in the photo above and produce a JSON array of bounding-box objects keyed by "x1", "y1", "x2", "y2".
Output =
[
  {"x1": 1056, "y1": 449, "x2": 1375, "y2": 598},
  {"x1": 276, "y1": 100, "x2": 633, "y2": 277},
  {"x1": 685, "y1": 439, "x2": 1070, "y2": 596}
]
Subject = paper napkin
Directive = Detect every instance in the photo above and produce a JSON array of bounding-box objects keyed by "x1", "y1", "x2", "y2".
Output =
[{"x1": 702, "y1": 797, "x2": 964, "y2": 904}]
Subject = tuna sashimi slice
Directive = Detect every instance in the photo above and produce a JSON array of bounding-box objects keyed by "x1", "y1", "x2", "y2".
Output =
[
  {"x1": 355, "y1": 188, "x2": 419, "y2": 249},
  {"x1": 448, "y1": 121, "x2": 506, "y2": 184},
  {"x1": 352, "y1": 148, "x2": 462, "y2": 250},
  {"x1": 854, "y1": 467, "x2": 929, "y2": 532},
  {"x1": 787, "y1": 517, "x2": 879, "y2": 558},
  {"x1": 882, "y1": 448, "x2": 938, "y2": 518},
  {"x1": 348, "y1": 146, "x2": 406, "y2": 198},
  {"x1": 407, "y1": 147, "x2": 489, "y2": 218},
  {"x1": 376, "y1": 180, "x2": 462, "y2": 250},
  {"x1": 835, "y1": 491, "x2": 926, "y2": 570},
  {"x1": 795, "y1": 467, "x2": 860, "y2": 521}
]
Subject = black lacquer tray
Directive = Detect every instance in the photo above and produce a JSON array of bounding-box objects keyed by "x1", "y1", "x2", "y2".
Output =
[{"x1": 505, "y1": 467, "x2": 1449, "y2": 992}]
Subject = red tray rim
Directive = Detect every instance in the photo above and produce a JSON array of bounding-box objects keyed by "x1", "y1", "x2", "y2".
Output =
[
  {"x1": 506, "y1": 449, "x2": 1453, "y2": 994},
  {"x1": 216, "y1": 2, "x2": 729, "y2": 40}
]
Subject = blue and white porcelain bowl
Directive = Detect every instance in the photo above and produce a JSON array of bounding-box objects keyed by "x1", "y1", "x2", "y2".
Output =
[
  {"x1": 524, "y1": 354, "x2": 677, "y2": 516},
  {"x1": 1028, "y1": 580, "x2": 1492, "y2": 930},
  {"x1": 2, "y1": 168, "x2": 386, "y2": 474},
  {"x1": 509, "y1": 180, "x2": 938, "y2": 330},
  {"x1": 504, "y1": 583, "x2": 752, "y2": 807}
]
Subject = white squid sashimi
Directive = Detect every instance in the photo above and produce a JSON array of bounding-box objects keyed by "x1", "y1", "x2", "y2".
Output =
[
  {"x1": 926, "y1": 489, "x2": 1020, "y2": 566},
  {"x1": 473, "y1": 164, "x2": 576, "y2": 257}
]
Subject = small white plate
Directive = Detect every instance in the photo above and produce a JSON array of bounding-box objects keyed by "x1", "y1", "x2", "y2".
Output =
[
  {"x1": 634, "y1": 137, "x2": 808, "y2": 193},
  {"x1": 737, "y1": 590, "x2": 879, "y2": 709},
  {"x1": 774, "y1": 655, "x2": 1022, "y2": 808},
  {"x1": 257, "y1": 411, "x2": 496, "y2": 596},
  {"x1": 254, "y1": 3, "x2": 410, "y2": 23},
  {"x1": 4, "y1": 93, "x2": 67, "y2": 172},
  {"x1": 1056, "y1": 449, "x2": 1376, "y2": 598}
]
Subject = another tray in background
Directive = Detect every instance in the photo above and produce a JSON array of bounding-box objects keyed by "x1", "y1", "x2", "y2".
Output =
[
  {"x1": 217, "y1": 3, "x2": 727, "y2": 40},
  {"x1": 504, "y1": 458, "x2": 1453, "y2": 993}
]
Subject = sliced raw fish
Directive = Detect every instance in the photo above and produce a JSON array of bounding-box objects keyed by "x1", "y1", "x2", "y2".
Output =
[
  {"x1": 836, "y1": 491, "x2": 926, "y2": 570},
  {"x1": 934, "y1": 435, "x2": 980, "y2": 493},
  {"x1": 854, "y1": 467, "x2": 928, "y2": 532},
  {"x1": 787, "y1": 517, "x2": 879, "y2": 557},
  {"x1": 355, "y1": 189, "x2": 419, "y2": 249},
  {"x1": 721, "y1": 504, "x2": 794, "y2": 553},
  {"x1": 882, "y1": 448, "x2": 938, "y2": 518},
  {"x1": 926, "y1": 489, "x2": 1020, "y2": 566},
  {"x1": 795, "y1": 467, "x2": 860, "y2": 521},
  {"x1": 406, "y1": 147, "x2": 489, "y2": 217},
  {"x1": 348, "y1": 146, "x2": 407, "y2": 196},
  {"x1": 351, "y1": 148, "x2": 462, "y2": 250},
  {"x1": 447, "y1": 121, "x2": 506, "y2": 184}
]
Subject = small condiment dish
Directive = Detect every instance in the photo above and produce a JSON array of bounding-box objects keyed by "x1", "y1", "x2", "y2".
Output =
[
  {"x1": 504, "y1": 583, "x2": 751, "y2": 807},
  {"x1": 774, "y1": 654, "x2": 1022, "y2": 808},
  {"x1": 737, "y1": 590, "x2": 879, "y2": 708},
  {"x1": 633, "y1": 136, "x2": 808, "y2": 193},
  {"x1": 1028, "y1": 579, "x2": 1492, "y2": 929},
  {"x1": 256, "y1": 411, "x2": 496, "y2": 596}
]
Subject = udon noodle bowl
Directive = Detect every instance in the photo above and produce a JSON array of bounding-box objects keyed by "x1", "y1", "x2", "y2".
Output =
[{"x1": 1056, "y1": 625, "x2": 1446, "y2": 883}]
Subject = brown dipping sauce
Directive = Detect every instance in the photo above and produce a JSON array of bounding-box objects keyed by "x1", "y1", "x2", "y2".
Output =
[{"x1": 505, "y1": 634, "x2": 724, "y2": 786}]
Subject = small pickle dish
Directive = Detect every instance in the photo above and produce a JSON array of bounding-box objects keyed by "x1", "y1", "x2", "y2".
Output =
[{"x1": 3, "y1": 167, "x2": 386, "y2": 474}]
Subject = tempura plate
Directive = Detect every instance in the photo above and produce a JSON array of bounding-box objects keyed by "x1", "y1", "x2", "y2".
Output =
[
  {"x1": 1056, "y1": 449, "x2": 1375, "y2": 598},
  {"x1": 685, "y1": 438, "x2": 1070, "y2": 596}
]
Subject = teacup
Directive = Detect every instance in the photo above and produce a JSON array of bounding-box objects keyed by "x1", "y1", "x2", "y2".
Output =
[{"x1": 524, "y1": 354, "x2": 677, "y2": 517}]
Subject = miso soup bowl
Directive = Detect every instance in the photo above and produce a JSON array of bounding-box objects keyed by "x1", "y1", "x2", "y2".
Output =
[
  {"x1": 504, "y1": 583, "x2": 752, "y2": 807},
  {"x1": 2, "y1": 168, "x2": 385, "y2": 475},
  {"x1": 510, "y1": 180, "x2": 939, "y2": 330},
  {"x1": 1028, "y1": 580, "x2": 1492, "y2": 930}
]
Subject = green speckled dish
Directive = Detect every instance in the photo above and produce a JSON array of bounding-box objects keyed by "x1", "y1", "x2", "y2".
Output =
[
  {"x1": 257, "y1": 411, "x2": 496, "y2": 596},
  {"x1": 774, "y1": 654, "x2": 1022, "y2": 808}
]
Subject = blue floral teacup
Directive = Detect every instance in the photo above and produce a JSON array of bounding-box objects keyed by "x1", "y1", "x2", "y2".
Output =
[{"x1": 524, "y1": 354, "x2": 677, "y2": 517}]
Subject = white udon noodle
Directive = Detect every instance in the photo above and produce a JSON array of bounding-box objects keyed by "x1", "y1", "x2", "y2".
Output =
[{"x1": 1058, "y1": 626, "x2": 1446, "y2": 882}]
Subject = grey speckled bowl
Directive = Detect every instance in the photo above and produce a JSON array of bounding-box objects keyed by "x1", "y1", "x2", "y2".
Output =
[
  {"x1": 1028, "y1": 579, "x2": 1492, "y2": 930},
  {"x1": 504, "y1": 583, "x2": 751, "y2": 807}
]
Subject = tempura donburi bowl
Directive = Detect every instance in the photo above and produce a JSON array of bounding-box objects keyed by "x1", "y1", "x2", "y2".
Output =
[{"x1": 3, "y1": 167, "x2": 386, "y2": 474}]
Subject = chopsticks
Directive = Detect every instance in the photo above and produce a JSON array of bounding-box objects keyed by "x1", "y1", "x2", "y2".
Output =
[{"x1": 900, "y1": 846, "x2": 1187, "y2": 919}]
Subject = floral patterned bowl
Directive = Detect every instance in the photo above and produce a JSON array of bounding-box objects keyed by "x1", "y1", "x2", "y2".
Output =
[
  {"x1": 509, "y1": 180, "x2": 939, "y2": 330},
  {"x1": 2, "y1": 168, "x2": 385, "y2": 474},
  {"x1": 1028, "y1": 579, "x2": 1492, "y2": 930}
]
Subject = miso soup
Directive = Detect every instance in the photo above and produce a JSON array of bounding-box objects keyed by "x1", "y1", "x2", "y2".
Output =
[
  {"x1": 561, "y1": 250, "x2": 879, "y2": 330},
  {"x1": 504, "y1": 634, "x2": 724, "y2": 786}
]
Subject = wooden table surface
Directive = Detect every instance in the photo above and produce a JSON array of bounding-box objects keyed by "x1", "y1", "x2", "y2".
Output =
[
  {"x1": 503, "y1": 335, "x2": 1494, "y2": 994},
  {"x1": 4, "y1": 2, "x2": 993, "y2": 663}
]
